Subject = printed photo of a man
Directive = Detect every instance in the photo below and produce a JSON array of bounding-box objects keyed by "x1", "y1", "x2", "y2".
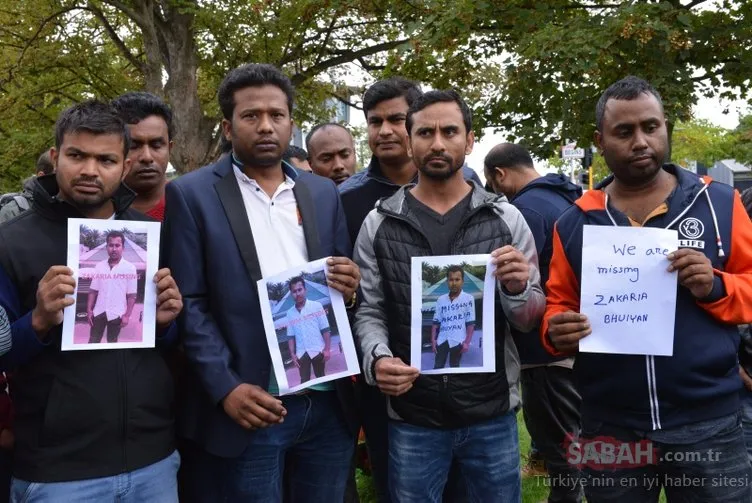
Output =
[
  {"x1": 87, "y1": 230, "x2": 138, "y2": 343},
  {"x1": 285, "y1": 276, "x2": 332, "y2": 383},
  {"x1": 432, "y1": 265, "x2": 476, "y2": 369}
]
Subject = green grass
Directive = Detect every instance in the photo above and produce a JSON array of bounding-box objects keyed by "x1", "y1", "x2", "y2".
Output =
[{"x1": 354, "y1": 412, "x2": 667, "y2": 502}]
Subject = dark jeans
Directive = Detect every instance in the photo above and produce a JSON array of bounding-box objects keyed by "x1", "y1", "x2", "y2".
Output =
[
  {"x1": 179, "y1": 391, "x2": 354, "y2": 503},
  {"x1": 434, "y1": 341, "x2": 462, "y2": 369},
  {"x1": 299, "y1": 352, "x2": 325, "y2": 383},
  {"x1": 351, "y1": 380, "x2": 468, "y2": 503},
  {"x1": 521, "y1": 365, "x2": 583, "y2": 503},
  {"x1": 580, "y1": 412, "x2": 752, "y2": 502},
  {"x1": 89, "y1": 313, "x2": 122, "y2": 343},
  {"x1": 388, "y1": 410, "x2": 520, "y2": 503}
]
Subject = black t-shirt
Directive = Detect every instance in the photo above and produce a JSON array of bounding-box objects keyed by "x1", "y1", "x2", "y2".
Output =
[{"x1": 405, "y1": 189, "x2": 473, "y2": 255}]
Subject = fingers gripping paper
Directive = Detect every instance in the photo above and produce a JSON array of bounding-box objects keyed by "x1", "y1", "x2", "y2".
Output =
[{"x1": 579, "y1": 225, "x2": 678, "y2": 356}]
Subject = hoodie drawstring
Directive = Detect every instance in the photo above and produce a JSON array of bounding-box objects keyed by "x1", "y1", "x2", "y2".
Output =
[{"x1": 604, "y1": 180, "x2": 725, "y2": 259}]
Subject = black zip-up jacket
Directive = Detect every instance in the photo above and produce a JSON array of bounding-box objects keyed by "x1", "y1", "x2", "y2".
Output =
[
  {"x1": 353, "y1": 183, "x2": 545, "y2": 428},
  {"x1": 0, "y1": 175, "x2": 175, "y2": 482}
]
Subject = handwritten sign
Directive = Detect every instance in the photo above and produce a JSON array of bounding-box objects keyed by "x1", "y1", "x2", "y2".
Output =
[{"x1": 579, "y1": 225, "x2": 677, "y2": 356}]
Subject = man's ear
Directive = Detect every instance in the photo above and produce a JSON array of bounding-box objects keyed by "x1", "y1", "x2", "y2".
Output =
[
  {"x1": 122, "y1": 157, "x2": 133, "y2": 180},
  {"x1": 465, "y1": 131, "x2": 475, "y2": 155},
  {"x1": 594, "y1": 130, "x2": 603, "y2": 153},
  {"x1": 221, "y1": 118, "x2": 232, "y2": 143}
]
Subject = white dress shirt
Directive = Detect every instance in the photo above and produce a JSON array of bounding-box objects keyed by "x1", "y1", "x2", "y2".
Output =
[
  {"x1": 233, "y1": 166, "x2": 309, "y2": 277},
  {"x1": 433, "y1": 291, "x2": 475, "y2": 347}
]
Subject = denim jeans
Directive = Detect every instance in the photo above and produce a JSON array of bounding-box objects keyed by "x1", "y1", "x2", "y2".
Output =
[
  {"x1": 580, "y1": 412, "x2": 752, "y2": 502},
  {"x1": 179, "y1": 391, "x2": 354, "y2": 503},
  {"x1": 11, "y1": 450, "x2": 179, "y2": 503},
  {"x1": 741, "y1": 389, "x2": 752, "y2": 465},
  {"x1": 388, "y1": 410, "x2": 521, "y2": 503}
]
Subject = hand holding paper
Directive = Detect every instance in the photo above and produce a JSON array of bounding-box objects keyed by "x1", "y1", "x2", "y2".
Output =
[
  {"x1": 32, "y1": 266, "x2": 76, "y2": 337},
  {"x1": 547, "y1": 311, "x2": 592, "y2": 355},
  {"x1": 155, "y1": 268, "x2": 183, "y2": 327},
  {"x1": 667, "y1": 248, "x2": 714, "y2": 299},
  {"x1": 375, "y1": 357, "x2": 419, "y2": 396},
  {"x1": 491, "y1": 246, "x2": 529, "y2": 295},
  {"x1": 326, "y1": 257, "x2": 360, "y2": 303}
]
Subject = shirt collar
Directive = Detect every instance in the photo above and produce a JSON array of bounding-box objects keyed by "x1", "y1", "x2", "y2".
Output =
[{"x1": 231, "y1": 152, "x2": 299, "y2": 182}]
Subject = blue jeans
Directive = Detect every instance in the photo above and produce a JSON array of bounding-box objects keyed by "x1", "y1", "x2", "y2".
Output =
[
  {"x1": 580, "y1": 413, "x2": 752, "y2": 502},
  {"x1": 388, "y1": 410, "x2": 521, "y2": 503},
  {"x1": 742, "y1": 389, "x2": 752, "y2": 465},
  {"x1": 180, "y1": 391, "x2": 354, "y2": 503},
  {"x1": 10, "y1": 450, "x2": 179, "y2": 503}
]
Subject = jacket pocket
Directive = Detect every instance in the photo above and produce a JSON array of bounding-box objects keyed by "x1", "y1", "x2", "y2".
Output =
[{"x1": 41, "y1": 378, "x2": 105, "y2": 447}]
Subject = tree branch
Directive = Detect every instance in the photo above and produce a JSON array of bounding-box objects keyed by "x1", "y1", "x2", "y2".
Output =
[
  {"x1": 85, "y1": 3, "x2": 144, "y2": 72},
  {"x1": 100, "y1": 0, "x2": 146, "y2": 27},
  {"x1": 292, "y1": 39, "x2": 409, "y2": 85},
  {"x1": 327, "y1": 90, "x2": 363, "y2": 111},
  {"x1": 683, "y1": 0, "x2": 710, "y2": 9}
]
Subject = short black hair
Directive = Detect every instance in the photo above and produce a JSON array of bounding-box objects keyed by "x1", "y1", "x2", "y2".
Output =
[
  {"x1": 288, "y1": 276, "x2": 306, "y2": 291},
  {"x1": 742, "y1": 187, "x2": 752, "y2": 219},
  {"x1": 219, "y1": 134, "x2": 233, "y2": 154},
  {"x1": 362, "y1": 77, "x2": 422, "y2": 119},
  {"x1": 36, "y1": 150, "x2": 54, "y2": 175},
  {"x1": 105, "y1": 230, "x2": 125, "y2": 245},
  {"x1": 111, "y1": 91, "x2": 174, "y2": 140},
  {"x1": 446, "y1": 265, "x2": 464, "y2": 279},
  {"x1": 305, "y1": 123, "x2": 352, "y2": 150},
  {"x1": 484, "y1": 143, "x2": 534, "y2": 172},
  {"x1": 596, "y1": 76, "x2": 664, "y2": 131},
  {"x1": 284, "y1": 145, "x2": 308, "y2": 162},
  {"x1": 218, "y1": 63, "x2": 294, "y2": 120},
  {"x1": 55, "y1": 100, "x2": 130, "y2": 156},
  {"x1": 406, "y1": 89, "x2": 472, "y2": 136}
]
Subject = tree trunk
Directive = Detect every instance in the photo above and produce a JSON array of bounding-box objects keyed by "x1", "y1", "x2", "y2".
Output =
[{"x1": 119, "y1": 0, "x2": 215, "y2": 173}]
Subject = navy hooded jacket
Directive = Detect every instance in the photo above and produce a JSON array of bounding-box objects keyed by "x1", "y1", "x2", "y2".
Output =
[{"x1": 510, "y1": 173, "x2": 582, "y2": 365}]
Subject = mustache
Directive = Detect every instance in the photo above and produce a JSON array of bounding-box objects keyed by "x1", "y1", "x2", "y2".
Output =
[
  {"x1": 425, "y1": 153, "x2": 452, "y2": 164},
  {"x1": 72, "y1": 176, "x2": 104, "y2": 189}
]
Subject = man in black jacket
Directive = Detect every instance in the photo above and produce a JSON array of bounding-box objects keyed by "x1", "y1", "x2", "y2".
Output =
[
  {"x1": 0, "y1": 100, "x2": 183, "y2": 501},
  {"x1": 353, "y1": 90, "x2": 545, "y2": 502}
]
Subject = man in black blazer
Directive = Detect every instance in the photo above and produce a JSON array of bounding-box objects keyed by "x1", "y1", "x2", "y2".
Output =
[{"x1": 164, "y1": 63, "x2": 361, "y2": 503}]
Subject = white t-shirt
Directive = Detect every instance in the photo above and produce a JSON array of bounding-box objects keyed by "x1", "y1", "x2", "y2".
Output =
[
  {"x1": 285, "y1": 299, "x2": 330, "y2": 358},
  {"x1": 90, "y1": 258, "x2": 138, "y2": 321},
  {"x1": 433, "y1": 291, "x2": 475, "y2": 348}
]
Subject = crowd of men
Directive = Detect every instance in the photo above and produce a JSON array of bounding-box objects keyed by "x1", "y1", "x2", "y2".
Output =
[{"x1": 0, "y1": 63, "x2": 749, "y2": 503}]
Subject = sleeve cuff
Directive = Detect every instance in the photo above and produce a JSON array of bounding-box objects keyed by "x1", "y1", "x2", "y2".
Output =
[
  {"x1": 500, "y1": 279, "x2": 530, "y2": 299},
  {"x1": 366, "y1": 344, "x2": 392, "y2": 386},
  {"x1": 698, "y1": 274, "x2": 726, "y2": 304}
]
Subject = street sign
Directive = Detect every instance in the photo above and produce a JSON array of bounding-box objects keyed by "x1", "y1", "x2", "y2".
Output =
[{"x1": 562, "y1": 144, "x2": 585, "y2": 159}]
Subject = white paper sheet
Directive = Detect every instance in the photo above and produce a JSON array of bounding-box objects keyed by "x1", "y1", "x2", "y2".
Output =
[
  {"x1": 579, "y1": 225, "x2": 678, "y2": 356},
  {"x1": 410, "y1": 254, "x2": 496, "y2": 374},
  {"x1": 257, "y1": 257, "x2": 361, "y2": 395},
  {"x1": 62, "y1": 218, "x2": 161, "y2": 351}
]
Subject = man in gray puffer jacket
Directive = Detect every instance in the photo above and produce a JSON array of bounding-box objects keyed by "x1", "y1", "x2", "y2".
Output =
[{"x1": 353, "y1": 89, "x2": 544, "y2": 503}]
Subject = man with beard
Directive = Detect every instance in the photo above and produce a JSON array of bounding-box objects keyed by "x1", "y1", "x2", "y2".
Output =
[
  {"x1": 543, "y1": 76, "x2": 752, "y2": 502},
  {"x1": 112, "y1": 92, "x2": 173, "y2": 221},
  {"x1": 87, "y1": 230, "x2": 138, "y2": 344},
  {"x1": 339, "y1": 78, "x2": 480, "y2": 503},
  {"x1": 431, "y1": 265, "x2": 475, "y2": 369},
  {"x1": 164, "y1": 63, "x2": 362, "y2": 503},
  {"x1": 306, "y1": 123, "x2": 356, "y2": 185},
  {"x1": 0, "y1": 100, "x2": 183, "y2": 500},
  {"x1": 353, "y1": 89, "x2": 545, "y2": 502}
]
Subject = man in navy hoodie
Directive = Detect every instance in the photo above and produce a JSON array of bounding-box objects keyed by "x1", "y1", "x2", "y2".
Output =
[
  {"x1": 484, "y1": 143, "x2": 583, "y2": 503},
  {"x1": 543, "y1": 76, "x2": 752, "y2": 502}
]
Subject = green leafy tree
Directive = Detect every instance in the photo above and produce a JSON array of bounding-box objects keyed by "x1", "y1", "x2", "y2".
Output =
[
  {"x1": 0, "y1": 0, "x2": 421, "y2": 191},
  {"x1": 671, "y1": 119, "x2": 733, "y2": 168},
  {"x1": 424, "y1": 0, "x2": 752, "y2": 160},
  {"x1": 728, "y1": 115, "x2": 752, "y2": 166}
]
